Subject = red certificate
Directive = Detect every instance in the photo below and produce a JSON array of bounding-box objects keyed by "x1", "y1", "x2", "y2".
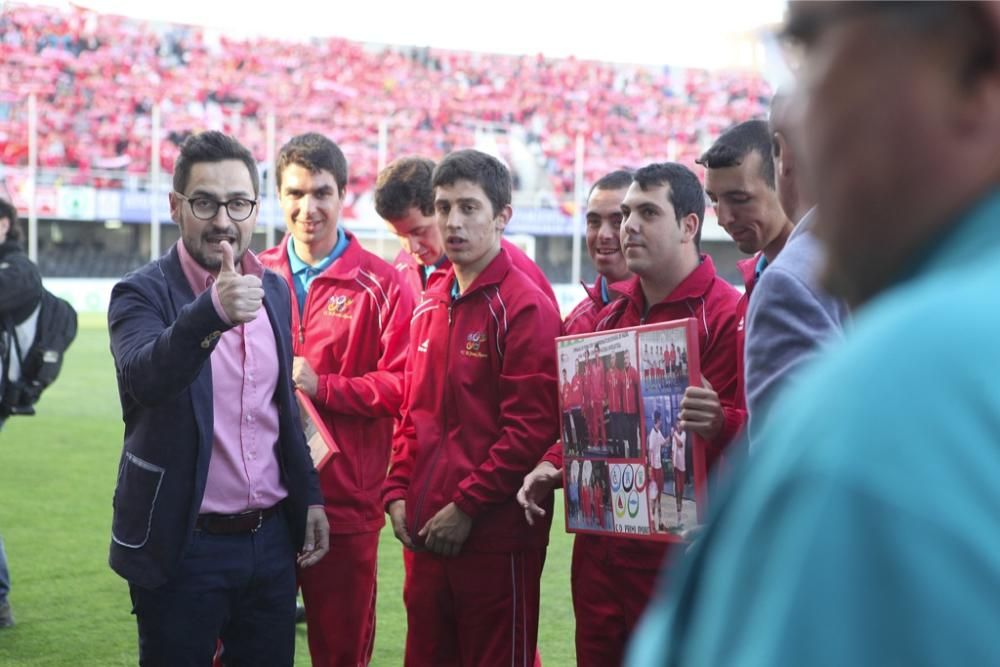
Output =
[{"x1": 295, "y1": 389, "x2": 339, "y2": 470}]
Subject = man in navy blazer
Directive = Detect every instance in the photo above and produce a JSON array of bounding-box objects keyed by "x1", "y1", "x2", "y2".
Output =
[{"x1": 108, "y1": 131, "x2": 328, "y2": 666}]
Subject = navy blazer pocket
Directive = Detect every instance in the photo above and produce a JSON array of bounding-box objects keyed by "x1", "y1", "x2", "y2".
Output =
[{"x1": 112, "y1": 452, "x2": 165, "y2": 549}]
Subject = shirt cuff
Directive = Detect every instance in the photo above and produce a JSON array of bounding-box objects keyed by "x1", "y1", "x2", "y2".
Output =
[
  {"x1": 210, "y1": 283, "x2": 233, "y2": 326},
  {"x1": 541, "y1": 453, "x2": 565, "y2": 489},
  {"x1": 315, "y1": 376, "x2": 329, "y2": 406}
]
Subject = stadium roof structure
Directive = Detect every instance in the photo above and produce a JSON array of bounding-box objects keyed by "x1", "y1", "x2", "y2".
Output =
[{"x1": 15, "y1": 0, "x2": 787, "y2": 70}]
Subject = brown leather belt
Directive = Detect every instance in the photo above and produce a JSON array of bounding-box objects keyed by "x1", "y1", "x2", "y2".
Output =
[{"x1": 195, "y1": 506, "x2": 280, "y2": 535}]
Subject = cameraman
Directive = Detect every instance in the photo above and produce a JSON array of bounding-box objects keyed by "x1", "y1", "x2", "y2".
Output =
[{"x1": 0, "y1": 196, "x2": 42, "y2": 628}]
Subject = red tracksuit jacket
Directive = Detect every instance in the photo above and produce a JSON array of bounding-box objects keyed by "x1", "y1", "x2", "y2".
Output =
[
  {"x1": 562, "y1": 277, "x2": 605, "y2": 336},
  {"x1": 382, "y1": 248, "x2": 562, "y2": 552},
  {"x1": 391, "y1": 238, "x2": 559, "y2": 308},
  {"x1": 260, "y1": 232, "x2": 413, "y2": 533}
]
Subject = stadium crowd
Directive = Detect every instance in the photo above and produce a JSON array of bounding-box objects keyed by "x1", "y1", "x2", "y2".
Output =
[{"x1": 0, "y1": 3, "x2": 769, "y2": 197}]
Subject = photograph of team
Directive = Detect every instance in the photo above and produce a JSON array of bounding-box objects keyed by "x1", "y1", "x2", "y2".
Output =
[
  {"x1": 557, "y1": 330, "x2": 639, "y2": 458},
  {"x1": 557, "y1": 321, "x2": 699, "y2": 541}
]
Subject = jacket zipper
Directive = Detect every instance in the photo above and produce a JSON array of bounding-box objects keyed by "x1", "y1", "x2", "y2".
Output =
[
  {"x1": 293, "y1": 263, "x2": 325, "y2": 349},
  {"x1": 298, "y1": 277, "x2": 318, "y2": 348},
  {"x1": 410, "y1": 297, "x2": 455, "y2": 534}
]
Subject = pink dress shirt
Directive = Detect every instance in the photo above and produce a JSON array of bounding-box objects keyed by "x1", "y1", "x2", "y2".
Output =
[{"x1": 176, "y1": 241, "x2": 287, "y2": 514}]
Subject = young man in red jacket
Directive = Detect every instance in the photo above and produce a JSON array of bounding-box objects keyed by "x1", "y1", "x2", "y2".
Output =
[
  {"x1": 695, "y1": 119, "x2": 793, "y2": 444},
  {"x1": 373, "y1": 155, "x2": 558, "y2": 307},
  {"x1": 382, "y1": 149, "x2": 561, "y2": 667},
  {"x1": 562, "y1": 169, "x2": 634, "y2": 335},
  {"x1": 259, "y1": 133, "x2": 413, "y2": 667},
  {"x1": 561, "y1": 170, "x2": 634, "y2": 458},
  {"x1": 519, "y1": 162, "x2": 741, "y2": 667}
]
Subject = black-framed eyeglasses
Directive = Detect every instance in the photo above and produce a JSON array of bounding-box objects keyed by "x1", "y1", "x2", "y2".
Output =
[{"x1": 174, "y1": 193, "x2": 258, "y2": 222}]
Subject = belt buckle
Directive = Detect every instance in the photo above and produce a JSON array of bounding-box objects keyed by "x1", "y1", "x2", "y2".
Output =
[{"x1": 251, "y1": 509, "x2": 264, "y2": 533}]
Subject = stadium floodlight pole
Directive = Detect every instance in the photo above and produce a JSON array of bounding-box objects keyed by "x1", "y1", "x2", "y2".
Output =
[
  {"x1": 150, "y1": 103, "x2": 161, "y2": 261},
  {"x1": 265, "y1": 110, "x2": 276, "y2": 248},
  {"x1": 27, "y1": 92, "x2": 37, "y2": 262},
  {"x1": 571, "y1": 132, "x2": 585, "y2": 286}
]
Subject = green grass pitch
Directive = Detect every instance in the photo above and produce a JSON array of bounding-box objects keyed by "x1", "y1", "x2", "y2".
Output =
[{"x1": 0, "y1": 314, "x2": 577, "y2": 665}]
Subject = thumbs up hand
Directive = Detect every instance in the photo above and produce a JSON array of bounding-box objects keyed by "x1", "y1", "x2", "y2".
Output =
[{"x1": 215, "y1": 240, "x2": 264, "y2": 323}]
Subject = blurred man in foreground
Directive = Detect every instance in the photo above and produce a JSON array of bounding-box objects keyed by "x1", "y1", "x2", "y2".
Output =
[
  {"x1": 628, "y1": 3, "x2": 1000, "y2": 664},
  {"x1": 0, "y1": 197, "x2": 42, "y2": 628}
]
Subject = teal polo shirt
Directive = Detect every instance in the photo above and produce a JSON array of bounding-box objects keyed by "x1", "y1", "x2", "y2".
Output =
[
  {"x1": 627, "y1": 191, "x2": 1000, "y2": 666},
  {"x1": 287, "y1": 227, "x2": 348, "y2": 315}
]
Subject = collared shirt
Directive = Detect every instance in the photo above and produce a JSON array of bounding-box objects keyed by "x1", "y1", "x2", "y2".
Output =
[
  {"x1": 754, "y1": 253, "x2": 768, "y2": 280},
  {"x1": 287, "y1": 227, "x2": 349, "y2": 314},
  {"x1": 176, "y1": 241, "x2": 286, "y2": 514},
  {"x1": 423, "y1": 255, "x2": 446, "y2": 288}
]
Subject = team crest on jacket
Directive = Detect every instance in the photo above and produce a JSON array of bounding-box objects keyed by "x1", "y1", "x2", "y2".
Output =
[
  {"x1": 462, "y1": 331, "x2": 488, "y2": 359},
  {"x1": 326, "y1": 294, "x2": 353, "y2": 319}
]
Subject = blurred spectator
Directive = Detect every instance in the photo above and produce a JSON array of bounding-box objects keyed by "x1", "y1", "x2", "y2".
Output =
[{"x1": 0, "y1": 196, "x2": 44, "y2": 629}]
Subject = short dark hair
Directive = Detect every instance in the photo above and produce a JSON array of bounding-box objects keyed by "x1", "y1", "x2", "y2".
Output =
[
  {"x1": 654, "y1": 410, "x2": 662, "y2": 422},
  {"x1": 0, "y1": 198, "x2": 20, "y2": 242},
  {"x1": 173, "y1": 131, "x2": 260, "y2": 197},
  {"x1": 431, "y1": 149, "x2": 511, "y2": 217},
  {"x1": 696, "y1": 119, "x2": 775, "y2": 189},
  {"x1": 374, "y1": 156, "x2": 436, "y2": 219},
  {"x1": 276, "y1": 133, "x2": 348, "y2": 194},
  {"x1": 589, "y1": 169, "x2": 633, "y2": 197},
  {"x1": 633, "y1": 162, "x2": 707, "y2": 248}
]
